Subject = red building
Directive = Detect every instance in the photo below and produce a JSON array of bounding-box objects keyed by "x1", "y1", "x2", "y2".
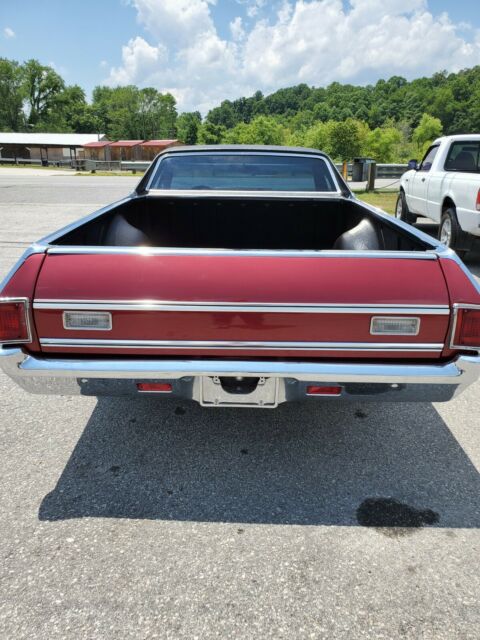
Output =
[
  {"x1": 140, "y1": 139, "x2": 182, "y2": 161},
  {"x1": 108, "y1": 140, "x2": 144, "y2": 161}
]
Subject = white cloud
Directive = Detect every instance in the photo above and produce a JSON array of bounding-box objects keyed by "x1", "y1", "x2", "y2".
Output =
[
  {"x1": 130, "y1": 0, "x2": 216, "y2": 46},
  {"x1": 236, "y1": 0, "x2": 267, "y2": 19},
  {"x1": 3, "y1": 27, "x2": 15, "y2": 38},
  {"x1": 109, "y1": 36, "x2": 167, "y2": 84},
  {"x1": 107, "y1": 0, "x2": 480, "y2": 113},
  {"x1": 230, "y1": 16, "x2": 245, "y2": 41}
]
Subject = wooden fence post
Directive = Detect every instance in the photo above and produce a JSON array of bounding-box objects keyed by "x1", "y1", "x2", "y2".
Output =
[{"x1": 366, "y1": 162, "x2": 376, "y2": 192}]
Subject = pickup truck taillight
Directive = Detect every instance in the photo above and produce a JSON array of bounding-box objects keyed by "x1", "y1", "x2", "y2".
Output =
[
  {"x1": 0, "y1": 298, "x2": 31, "y2": 344},
  {"x1": 451, "y1": 305, "x2": 480, "y2": 350},
  {"x1": 477, "y1": 189, "x2": 480, "y2": 212}
]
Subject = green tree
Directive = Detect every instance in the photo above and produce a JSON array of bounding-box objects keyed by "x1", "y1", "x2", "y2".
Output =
[
  {"x1": 2, "y1": 54, "x2": 480, "y2": 157},
  {"x1": 206, "y1": 100, "x2": 236, "y2": 128},
  {"x1": 329, "y1": 119, "x2": 368, "y2": 161},
  {"x1": 45, "y1": 85, "x2": 101, "y2": 133},
  {"x1": 22, "y1": 59, "x2": 65, "y2": 127},
  {"x1": 0, "y1": 58, "x2": 25, "y2": 131},
  {"x1": 92, "y1": 85, "x2": 139, "y2": 139},
  {"x1": 412, "y1": 113, "x2": 443, "y2": 154},
  {"x1": 197, "y1": 121, "x2": 226, "y2": 144},
  {"x1": 222, "y1": 116, "x2": 286, "y2": 145},
  {"x1": 312, "y1": 102, "x2": 333, "y2": 122},
  {"x1": 365, "y1": 124, "x2": 403, "y2": 162},
  {"x1": 135, "y1": 88, "x2": 177, "y2": 138},
  {"x1": 176, "y1": 111, "x2": 201, "y2": 144},
  {"x1": 91, "y1": 86, "x2": 177, "y2": 139},
  {"x1": 302, "y1": 121, "x2": 336, "y2": 154}
]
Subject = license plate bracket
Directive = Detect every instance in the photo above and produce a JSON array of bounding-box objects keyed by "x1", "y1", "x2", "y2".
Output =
[{"x1": 200, "y1": 376, "x2": 279, "y2": 408}]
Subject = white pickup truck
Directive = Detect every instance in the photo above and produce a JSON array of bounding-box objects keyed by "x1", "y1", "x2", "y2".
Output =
[{"x1": 397, "y1": 135, "x2": 480, "y2": 258}]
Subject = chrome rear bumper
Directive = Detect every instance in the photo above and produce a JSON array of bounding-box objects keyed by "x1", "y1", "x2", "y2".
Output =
[{"x1": 1, "y1": 347, "x2": 479, "y2": 405}]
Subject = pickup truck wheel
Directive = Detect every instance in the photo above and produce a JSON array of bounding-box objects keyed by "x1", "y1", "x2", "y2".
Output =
[
  {"x1": 439, "y1": 209, "x2": 467, "y2": 259},
  {"x1": 395, "y1": 192, "x2": 417, "y2": 224}
]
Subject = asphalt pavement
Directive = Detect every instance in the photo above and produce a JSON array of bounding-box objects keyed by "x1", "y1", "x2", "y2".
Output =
[{"x1": 0, "y1": 170, "x2": 479, "y2": 639}]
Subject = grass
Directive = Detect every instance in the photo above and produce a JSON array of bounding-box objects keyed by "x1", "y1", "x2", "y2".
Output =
[{"x1": 354, "y1": 190, "x2": 398, "y2": 215}]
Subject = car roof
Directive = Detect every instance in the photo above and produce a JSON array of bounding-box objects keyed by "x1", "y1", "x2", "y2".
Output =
[
  {"x1": 157, "y1": 144, "x2": 329, "y2": 158},
  {"x1": 434, "y1": 134, "x2": 480, "y2": 144}
]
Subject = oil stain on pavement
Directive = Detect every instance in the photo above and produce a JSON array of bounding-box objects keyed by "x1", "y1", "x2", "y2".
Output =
[{"x1": 357, "y1": 497, "x2": 439, "y2": 537}]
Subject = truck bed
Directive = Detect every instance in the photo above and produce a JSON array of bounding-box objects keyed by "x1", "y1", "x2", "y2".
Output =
[{"x1": 51, "y1": 194, "x2": 428, "y2": 252}]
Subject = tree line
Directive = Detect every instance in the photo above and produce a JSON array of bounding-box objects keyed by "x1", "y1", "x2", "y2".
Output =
[{"x1": 2, "y1": 57, "x2": 480, "y2": 161}]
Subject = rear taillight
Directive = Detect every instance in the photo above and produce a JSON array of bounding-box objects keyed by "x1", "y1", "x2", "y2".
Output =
[
  {"x1": 137, "y1": 382, "x2": 173, "y2": 393},
  {"x1": 306, "y1": 385, "x2": 342, "y2": 396},
  {"x1": 451, "y1": 305, "x2": 480, "y2": 350},
  {"x1": 0, "y1": 298, "x2": 30, "y2": 344},
  {"x1": 476, "y1": 189, "x2": 480, "y2": 212}
]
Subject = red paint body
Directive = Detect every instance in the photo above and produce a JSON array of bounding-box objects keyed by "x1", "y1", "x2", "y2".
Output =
[
  {"x1": 36, "y1": 254, "x2": 449, "y2": 305},
  {"x1": 4, "y1": 253, "x2": 478, "y2": 361},
  {"x1": 0, "y1": 254, "x2": 45, "y2": 352},
  {"x1": 32, "y1": 253, "x2": 453, "y2": 359}
]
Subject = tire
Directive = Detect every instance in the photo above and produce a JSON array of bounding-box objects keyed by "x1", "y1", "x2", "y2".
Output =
[
  {"x1": 439, "y1": 208, "x2": 468, "y2": 260},
  {"x1": 395, "y1": 191, "x2": 417, "y2": 224}
]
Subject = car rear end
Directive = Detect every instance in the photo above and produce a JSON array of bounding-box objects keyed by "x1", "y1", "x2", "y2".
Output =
[{"x1": 1, "y1": 246, "x2": 480, "y2": 408}]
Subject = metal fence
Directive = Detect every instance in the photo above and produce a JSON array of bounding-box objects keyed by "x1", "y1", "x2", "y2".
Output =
[
  {"x1": 0, "y1": 157, "x2": 150, "y2": 172},
  {"x1": 0, "y1": 157, "x2": 76, "y2": 168},
  {"x1": 334, "y1": 163, "x2": 407, "y2": 179},
  {"x1": 1, "y1": 156, "x2": 409, "y2": 181}
]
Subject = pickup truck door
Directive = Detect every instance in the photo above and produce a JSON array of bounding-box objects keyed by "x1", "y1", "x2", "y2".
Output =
[{"x1": 407, "y1": 144, "x2": 440, "y2": 216}]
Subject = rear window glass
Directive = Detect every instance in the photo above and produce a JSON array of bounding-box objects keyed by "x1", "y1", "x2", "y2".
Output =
[
  {"x1": 445, "y1": 142, "x2": 480, "y2": 173},
  {"x1": 149, "y1": 154, "x2": 337, "y2": 192}
]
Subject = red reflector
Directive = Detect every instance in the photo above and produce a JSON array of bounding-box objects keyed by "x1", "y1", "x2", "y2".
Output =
[
  {"x1": 0, "y1": 300, "x2": 29, "y2": 343},
  {"x1": 137, "y1": 382, "x2": 172, "y2": 393},
  {"x1": 456, "y1": 309, "x2": 480, "y2": 348},
  {"x1": 306, "y1": 385, "x2": 342, "y2": 396}
]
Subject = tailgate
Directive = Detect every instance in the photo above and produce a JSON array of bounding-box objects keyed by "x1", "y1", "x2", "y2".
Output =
[{"x1": 32, "y1": 253, "x2": 451, "y2": 359}]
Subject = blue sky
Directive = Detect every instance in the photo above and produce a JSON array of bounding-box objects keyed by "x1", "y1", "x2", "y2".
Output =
[{"x1": 1, "y1": 0, "x2": 480, "y2": 113}]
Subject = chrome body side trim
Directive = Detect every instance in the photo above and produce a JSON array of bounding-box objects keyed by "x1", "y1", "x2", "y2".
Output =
[
  {"x1": 436, "y1": 246, "x2": 480, "y2": 296},
  {"x1": 0, "y1": 297, "x2": 33, "y2": 344},
  {"x1": 44, "y1": 246, "x2": 439, "y2": 259},
  {"x1": 449, "y1": 303, "x2": 480, "y2": 351},
  {"x1": 146, "y1": 188, "x2": 343, "y2": 199},
  {"x1": 38, "y1": 196, "x2": 134, "y2": 246},
  {"x1": 38, "y1": 338, "x2": 444, "y2": 353},
  {"x1": 1, "y1": 347, "x2": 479, "y2": 404},
  {"x1": 33, "y1": 300, "x2": 451, "y2": 315},
  {"x1": 0, "y1": 245, "x2": 46, "y2": 293}
]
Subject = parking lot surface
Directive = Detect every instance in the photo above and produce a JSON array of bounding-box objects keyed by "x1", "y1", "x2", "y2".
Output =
[{"x1": 1, "y1": 172, "x2": 479, "y2": 639}]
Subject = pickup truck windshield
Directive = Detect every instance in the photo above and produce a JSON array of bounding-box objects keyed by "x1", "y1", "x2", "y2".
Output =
[{"x1": 149, "y1": 154, "x2": 337, "y2": 192}]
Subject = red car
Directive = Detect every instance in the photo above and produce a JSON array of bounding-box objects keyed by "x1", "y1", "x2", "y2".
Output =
[{"x1": 1, "y1": 146, "x2": 480, "y2": 408}]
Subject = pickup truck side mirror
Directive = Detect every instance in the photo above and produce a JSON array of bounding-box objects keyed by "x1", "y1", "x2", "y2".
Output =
[{"x1": 408, "y1": 159, "x2": 419, "y2": 171}]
